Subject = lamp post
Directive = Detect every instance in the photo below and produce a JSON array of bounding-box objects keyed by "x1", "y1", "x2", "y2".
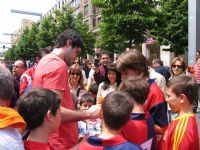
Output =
[
  {"x1": 11, "y1": 9, "x2": 43, "y2": 20},
  {"x1": 188, "y1": 0, "x2": 200, "y2": 65}
]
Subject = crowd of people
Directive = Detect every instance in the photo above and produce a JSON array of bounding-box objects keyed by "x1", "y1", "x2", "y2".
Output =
[{"x1": 0, "y1": 29, "x2": 199, "y2": 150}]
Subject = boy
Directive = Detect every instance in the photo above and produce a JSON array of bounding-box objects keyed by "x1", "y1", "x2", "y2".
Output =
[
  {"x1": 118, "y1": 77, "x2": 154, "y2": 150},
  {"x1": 18, "y1": 88, "x2": 61, "y2": 150},
  {"x1": 78, "y1": 93, "x2": 101, "y2": 139},
  {"x1": 160, "y1": 74, "x2": 199, "y2": 150},
  {"x1": 78, "y1": 92, "x2": 142, "y2": 150},
  {"x1": 116, "y1": 50, "x2": 168, "y2": 136}
]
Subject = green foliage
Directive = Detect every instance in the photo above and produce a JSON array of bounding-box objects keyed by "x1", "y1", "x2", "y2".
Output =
[
  {"x1": 4, "y1": 5, "x2": 95, "y2": 60},
  {"x1": 74, "y1": 13, "x2": 95, "y2": 55},
  {"x1": 152, "y1": 0, "x2": 188, "y2": 55},
  {"x1": 37, "y1": 15, "x2": 57, "y2": 48},
  {"x1": 92, "y1": 0, "x2": 159, "y2": 53}
]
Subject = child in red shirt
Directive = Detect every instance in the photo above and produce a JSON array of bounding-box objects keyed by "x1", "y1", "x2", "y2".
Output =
[
  {"x1": 159, "y1": 74, "x2": 199, "y2": 150},
  {"x1": 18, "y1": 88, "x2": 61, "y2": 150},
  {"x1": 119, "y1": 77, "x2": 154, "y2": 150}
]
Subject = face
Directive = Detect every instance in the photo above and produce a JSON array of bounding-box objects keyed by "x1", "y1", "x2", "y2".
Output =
[
  {"x1": 70, "y1": 69, "x2": 81, "y2": 83},
  {"x1": 107, "y1": 71, "x2": 116, "y2": 84},
  {"x1": 100, "y1": 54, "x2": 110, "y2": 66},
  {"x1": 80, "y1": 101, "x2": 94, "y2": 110},
  {"x1": 121, "y1": 69, "x2": 139, "y2": 81},
  {"x1": 152, "y1": 61, "x2": 158, "y2": 69},
  {"x1": 171, "y1": 60, "x2": 183, "y2": 76},
  {"x1": 64, "y1": 46, "x2": 81, "y2": 66},
  {"x1": 197, "y1": 58, "x2": 200, "y2": 64},
  {"x1": 51, "y1": 107, "x2": 61, "y2": 133},
  {"x1": 12, "y1": 60, "x2": 26, "y2": 78},
  {"x1": 166, "y1": 87, "x2": 181, "y2": 113}
]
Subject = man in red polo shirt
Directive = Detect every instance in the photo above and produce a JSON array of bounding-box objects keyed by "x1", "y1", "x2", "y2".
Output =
[{"x1": 33, "y1": 29, "x2": 98, "y2": 149}]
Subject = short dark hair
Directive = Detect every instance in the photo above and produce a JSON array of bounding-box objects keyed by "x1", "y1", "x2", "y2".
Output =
[
  {"x1": 80, "y1": 93, "x2": 95, "y2": 106},
  {"x1": 55, "y1": 29, "x2": 83, "y2": 49},
  {"x1": 0, "y1": 65, "x2": 14, "y2": 100},
  {"x1": 99, "y1": 51, "x2": 111, "y2": 59},
  {"x1": 152, "y1": 59, "x2": 163, "y2": 66},
  {"x1": 18, "y1": 88, "x2": 61, "y2": 130},
  {"x1": 89, "y1": 83, "x2": 98, "y2": 95},
  {"x1": 118, "y1": 77, "x2": 149, "y2": 105},
  {"x1": 36, "y1": 48, "x2": 51, "y2": 59},
  {"x1": 17, "y1": 59, "x2": 27, "y2": 70},
  {"x1": 116, "y1": 50, "x2": 149, "y2": 77},
  {"x1": 102, "y1": 92, "x2": 133, "y2": 130},
  {"x1": 167, "y1": 74, "x2": 198, "y2": 104}
]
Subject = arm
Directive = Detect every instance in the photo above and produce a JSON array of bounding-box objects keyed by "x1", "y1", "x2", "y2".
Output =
[
  {"x1": 86, "y1": 69, "x2": 95, "y2": 91},
  {"x1": 52, "y1": 89, "x2": 99, "y2": 123}
]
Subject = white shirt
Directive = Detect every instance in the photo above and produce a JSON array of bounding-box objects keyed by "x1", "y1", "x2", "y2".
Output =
[
  {"x1": 0, "y1": 127, "x2": 25, "y2": 150},
  {"x1": 97, "y1": 82, "x2": 117, "y2": 100}
]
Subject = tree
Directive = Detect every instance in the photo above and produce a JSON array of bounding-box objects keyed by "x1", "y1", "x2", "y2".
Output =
[
  {"x1": 4, "y1": 5, "x2": 95, "y2": 60},
  {"x1": 74, "y1": 13, "x2": 96, "y2": 55},
  {"x1": 4, "y1": 45, "x2": 17, "y2": 60},
  {"x1": 153, "y1": 0, "x2": 188, "y2": 56},
  {"x1": 92, "y1": 0, "x2": 159, "y2": 53},
  {"x1": 37, "y1": 15, "x2": 57, "y2": 48},
  {"x1": 16, "y1": 23, "x2": 39, "y2": 60}
]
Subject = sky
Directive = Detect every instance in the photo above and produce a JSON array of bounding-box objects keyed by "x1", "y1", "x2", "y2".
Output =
[{"x1": 0, "y1": 0, "x2": 57, "y2": 51}]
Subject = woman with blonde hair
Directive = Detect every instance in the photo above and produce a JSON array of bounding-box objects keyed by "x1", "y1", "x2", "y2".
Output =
[
  {"x1": 69, "y1": 64, "x2": 87, "y2": 109},
  {"x1": 170, "y1": 57, "x2": 186, "y2": 77}
]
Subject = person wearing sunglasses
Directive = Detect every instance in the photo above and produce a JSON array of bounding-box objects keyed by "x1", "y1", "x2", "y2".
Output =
[
  {"x1": 69, "y1": 64, "x2": 87, "y2": 109},
  {"x1": 170, "y1": 57, "x2": 186, "y2": 78},
  {"x1": 168, "y1": 57, "x2": 187, "y2": 122}
]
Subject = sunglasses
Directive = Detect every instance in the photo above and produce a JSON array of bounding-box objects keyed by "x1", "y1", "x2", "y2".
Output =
[
  {"x1": 71, "y1": 73, "x2": 80, "y2": 76},
  {"x1": 172, "y1": 65, "x2": 182, "y2": 69}
]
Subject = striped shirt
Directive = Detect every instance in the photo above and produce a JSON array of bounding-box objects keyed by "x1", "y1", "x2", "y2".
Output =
[
  {"x1": 194, "y1": 63, "x2": 200, "y2": 84},
  {"x1": 160, "y1": 114, "x2": 199, "y2": 150}
]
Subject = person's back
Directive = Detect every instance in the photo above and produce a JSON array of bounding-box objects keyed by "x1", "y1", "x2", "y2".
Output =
[
  {"x1": 0, "y1": 64, "x2": 26, "y2": 150},
  {"x1": 79, "y1": 92, "x2": 141, "y2": 150},
  {"x1": 119, "y1": 77, "x2": 154, "y2": 150},
  {"x1": 160, "y1": 75, "x2": 199, "y2": 150}
]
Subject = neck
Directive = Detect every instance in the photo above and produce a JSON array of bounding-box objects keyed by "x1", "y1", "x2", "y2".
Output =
[
  {"x1": 52, "y1": 48, "x2": 65, "y2": 60},
  {"x1": 110, "y1": 81, "x2": 115, "y2": 86},
  {"x1": 98, "y1": 122, "x2": 121, "y2": 139},
  {"x1": 71, "y1": 81, "x2": 78, "y2": 89},
  {"x1": 178, "y1": 105, "x2": 193, "y2": 116},
  {"x1": 28, "y1": 125, "x2": 49, "y2": 143},
  {"x1": 132, "y1": 102, "x2": 145, "y2": 113}
]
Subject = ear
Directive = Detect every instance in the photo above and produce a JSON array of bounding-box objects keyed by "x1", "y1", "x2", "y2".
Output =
[
  {"x1": 46, "y1": 110, "x2": 54, "y2": 122},
  {"x1": 179, "y1": 94, "x2": 187, "y2": 104},
  {"x1": 66, "y1": 39, "x2": 72, "y2": 47}
]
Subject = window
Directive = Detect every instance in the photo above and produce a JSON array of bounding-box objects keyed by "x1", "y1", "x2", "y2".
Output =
[
  {"x1": 97, "y1": 17, "x2": 101, "y2": 25},
  {"x1": 93, "y1": 18, "x2": 96, "y2": 27},
  {"x1": 84, "y1": 4, "x2": 89, "y2": 16}
]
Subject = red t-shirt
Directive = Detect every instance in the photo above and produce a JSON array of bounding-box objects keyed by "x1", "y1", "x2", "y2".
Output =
[
  {"x1": 20, "y1": 65, "x2": 36, "y2": 96},
  {"x1": 121, "y1": 113, "x2": 154, "y2": 150},
  {"x1": 159, "y1": 114, "x2": 199, "y2": 150},
  {"x1": 33, "y1": 53, "x2": 78, "y2": 149},
  {"x1": 24, "y1": 141, "x2": 51, "y2": 150}
]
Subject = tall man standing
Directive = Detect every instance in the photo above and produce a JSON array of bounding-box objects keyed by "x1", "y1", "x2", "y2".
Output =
[{"x1": 34, "y1": 29, "x2": 97, "y2": 149}]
